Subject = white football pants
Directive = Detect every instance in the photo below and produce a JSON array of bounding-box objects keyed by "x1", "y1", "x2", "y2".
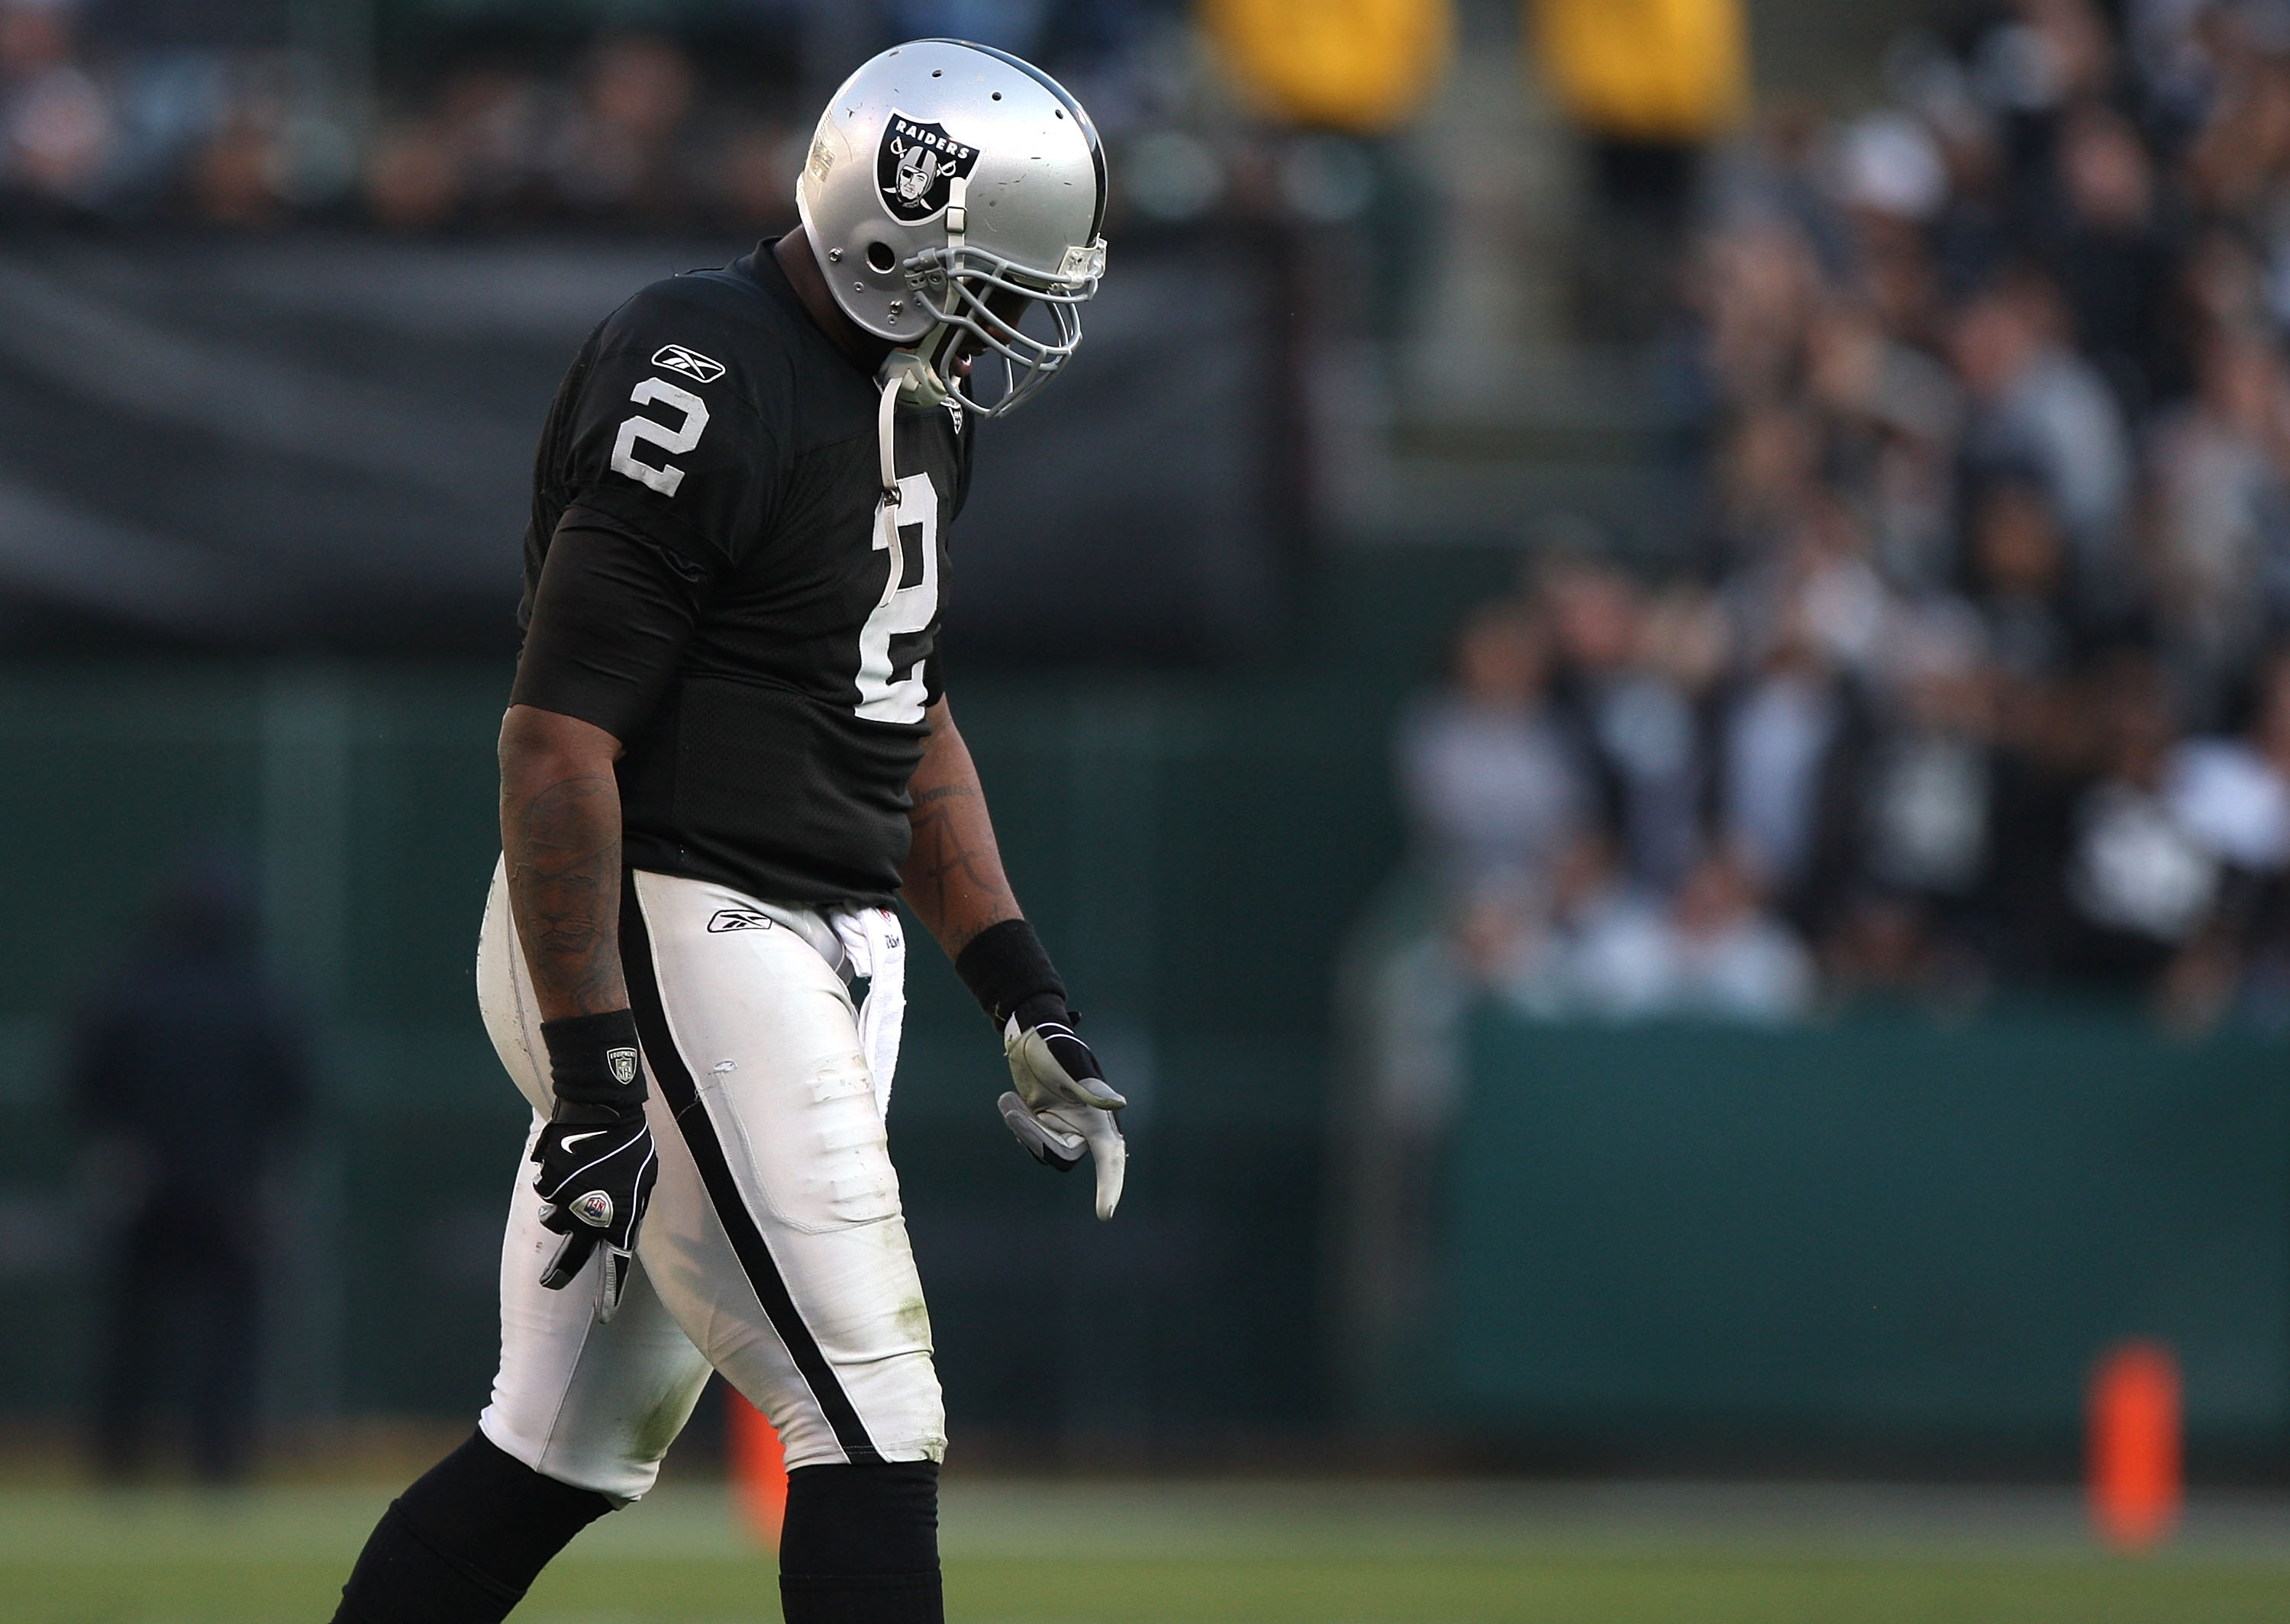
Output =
[{"x1": 473, "y1": 860, "x2": 945, "y2": 1500}]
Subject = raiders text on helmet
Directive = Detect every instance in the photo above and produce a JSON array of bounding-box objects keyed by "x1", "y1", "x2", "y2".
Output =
[{"x1": 797, "y1": 39, "x2": 1108, "y2": 417}]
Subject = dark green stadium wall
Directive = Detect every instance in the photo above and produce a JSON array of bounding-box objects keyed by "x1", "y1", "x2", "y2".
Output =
[
  {"x1": 0, "y1": 653, "x2": 1410, "y2": 1450},
  {"x1": 1433, "y1": 1009, "x2": 2290, "y2": 1477}
]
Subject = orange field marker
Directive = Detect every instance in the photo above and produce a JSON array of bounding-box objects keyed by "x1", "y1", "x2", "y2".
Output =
[
  {"x1": 728, "y1": 1389, "x2": 789, "y2": 1551},
  {"x1": 2088, "y1": 1339, "x2": 2181, "y2": 1551}
]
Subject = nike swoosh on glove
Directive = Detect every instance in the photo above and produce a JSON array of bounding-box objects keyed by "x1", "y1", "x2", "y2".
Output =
[
  {"x1": 998, "y1": 1000, "x2": 1126, "y2": 1220},
  {"x1": 531, "y1": 1107, "x2": 658, "y2": 1322}
]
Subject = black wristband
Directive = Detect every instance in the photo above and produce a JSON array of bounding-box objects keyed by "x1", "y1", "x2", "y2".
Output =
[
  {"x1": 540, "y1": 1009, "x2": 647, "y2": 1113},
  {"x1": 953, "y1": 918, "x2": 1065, "y2": 1026}
]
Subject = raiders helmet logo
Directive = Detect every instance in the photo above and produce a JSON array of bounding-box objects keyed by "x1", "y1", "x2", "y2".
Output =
[
  {"x1": 608, "y1": 1046, "x2": 640, "y2": 1085},
  {"x1": 572, "y1": 1191, "x2": 614, "y2": 1229},
  {"x1": 877, "y1": 113, "x2": 980, "y2": 223}
]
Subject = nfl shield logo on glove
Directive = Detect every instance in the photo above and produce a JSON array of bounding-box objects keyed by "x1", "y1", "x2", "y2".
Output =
[
  {"x1": 572, "y1": 1191, "x2": 614, "y2": 1229},
  {"x1": 608, "y1": 1046, "x2": 640, "y2": 1085}
]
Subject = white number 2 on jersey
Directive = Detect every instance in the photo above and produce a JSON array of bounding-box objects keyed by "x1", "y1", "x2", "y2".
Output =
[
  {"x1": 611, "y1": 377, "x2": 710, "y2": 497},
  {"x1": 855, "y1": 472, "x2": 939, "y2": 724}
]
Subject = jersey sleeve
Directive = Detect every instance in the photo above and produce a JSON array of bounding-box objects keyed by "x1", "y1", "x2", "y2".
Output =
[
  {"x1": 553, "y1": 287, "x2": 782, "y2": 576},
  {"x1": 511, "y1": 510, "x2": 706, "y2": 745}
]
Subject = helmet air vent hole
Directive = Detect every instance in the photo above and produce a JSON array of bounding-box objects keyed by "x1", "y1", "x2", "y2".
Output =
[
  {"x1": 865, "y1": 241, "x2": 898, "y2": 273},
  {"x1": 992, "y1": 91, "x2": 1001, "y2": 100},
  {"x1": 931, "y1": 69, "x2": 942, "y2": 77}
]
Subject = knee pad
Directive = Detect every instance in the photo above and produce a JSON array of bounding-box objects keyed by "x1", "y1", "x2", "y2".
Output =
[
  {"x1": 334, "y1": 1430, "x2": 613, "y2": 1623},
  {"x1": 779, "y1": 1460, "x2": 942, "y2": 1624}
]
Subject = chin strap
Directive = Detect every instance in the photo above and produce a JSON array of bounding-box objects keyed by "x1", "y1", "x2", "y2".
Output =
[
  {"x1": 875, "y1": 365, "x2": 901, "y2": 512},
  {"x1": 945, "y1": 175, "x2": 968, "y2": 255},
  {"x1": 870, "y1": 172, "x2": 970, "y2": 427},
  {"x1": 878, "y1": 344, "x2": 960, "y2": 435}
]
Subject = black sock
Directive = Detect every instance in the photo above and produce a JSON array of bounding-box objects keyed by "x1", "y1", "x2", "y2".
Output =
[
  {"x1": 334, "y1": 1430, "x2": 614, "y2": 1623},
  {"x1": 779, "y1": 1460, "x2": 943, "y2": 1624}
]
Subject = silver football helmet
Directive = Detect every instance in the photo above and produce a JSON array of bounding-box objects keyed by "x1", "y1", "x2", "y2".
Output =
[{"x1": 796, "y1": 38, "x2": 1108, "y2": 417}]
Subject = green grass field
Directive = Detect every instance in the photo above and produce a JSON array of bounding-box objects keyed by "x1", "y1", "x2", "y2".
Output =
[{"x1": 5, "y1": 1477, "x2": 2290, "y2": 1622}]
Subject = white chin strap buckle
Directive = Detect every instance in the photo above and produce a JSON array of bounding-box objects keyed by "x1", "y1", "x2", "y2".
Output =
[
  {"x1": 879, "y1": 345, "x2": 951, "y2": 410},
  {"x1": 945, "y1": 175, "x2": 967, "y2": 246}
]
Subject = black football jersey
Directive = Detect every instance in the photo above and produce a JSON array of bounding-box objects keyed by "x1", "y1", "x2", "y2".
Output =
[{"x1": 510, "y1": 241, "x2": 971, "y2": 907}]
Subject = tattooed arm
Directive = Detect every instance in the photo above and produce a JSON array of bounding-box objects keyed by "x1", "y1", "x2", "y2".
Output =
[
  {"x1": 901, "y1": 698, "x2": 1025, "y2": 959},
  {"x1": 499, "y1": 704, "x2": 630, "y2": 1021}
]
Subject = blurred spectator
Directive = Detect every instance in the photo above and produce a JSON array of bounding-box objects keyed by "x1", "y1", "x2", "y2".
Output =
[
  {"x1": 712, "y1": 118, "x2": 806, "y2": 229},
  {"x1": 2042, "y1": 101, "x2": 2182, "y2": 419},
  {"x1": 189, "y1": 56, "x2": 279, "y2": 224},
  {"x1": 1949, "y1": 266, "x2": 2134, "y2": 588},
  {"x1": 552, "y1": 34, "x2": 698, "y2": 223},
  {"x1": 1535, "y1": 0, "x2": 1750, "y2": 340},
  {"x1": 363, "y1": 114, "x2": 461, "y2": 232},
  {"x1": 1666, "y1": 848, "x2": 1817, "y2": 1018},
  {"x1": 440, "y1": 64, "x2": 547, "y2": 215},
  {"x1": 369, "y1": 60, "x2": 556, "y2": 229},
  {"x1": 1501, "y1": 839, "x2": 1814, "y2": 1023},
  {"x1": 1966, "y1": 467, "x2": 2083, "y2": 681},
  {"x1": 1395, "y1": 599, "x2": 1590, "y2": 975},
  {"x1": 72, "y1": 852, "x2": 308, "y2": 1484},
  {"x1": 1831, "y1": 110, "x2": 1951, "y2": 341},
  {"x1": 2144, "y1": 321, "x2": 2290, "y2": 717},
  {"x1": 2169, "y1": 645, "x2": 2290, "y2": 876},
  {"x1": 1804, "y1": 304, "x2": 1966, "y2": 588},
  {"x1": 1695, "y1": 221, "x2": 1824, "y2": 414},
  {"x1": 2060, "y1": 654, "x2": 2224, "y2": 985},
  {"x1": 1546, "y1": 559, "x2": 1714, "y2": 895},
  {"x1": 1857, "y1": 599, "x2": 1997, "y2": 922},
  {"x1": 2181, "y1": 7, "x2": 2290, "y2": 227},
  {"x1": 2, "y1": 0, "x2": 113, "y2": 205},
  {"x1": 1714, "y1": 585, "x2": 1873, "y2": 937},
  {"x1": 2162, "y1": 643, "x2": 2290, "y2": 1022}
]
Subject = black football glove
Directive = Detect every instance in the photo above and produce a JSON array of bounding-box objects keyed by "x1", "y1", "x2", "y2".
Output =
[
  {"x1": 998, "y1": 994, "x2": 1126, "y2": 1220},
  {"x1": 531, "y1": 1107, "x2": 656, "y2": 1319},
  {"x1": 532, "y1": 1010, "x2": 657, "y2": 1321}
]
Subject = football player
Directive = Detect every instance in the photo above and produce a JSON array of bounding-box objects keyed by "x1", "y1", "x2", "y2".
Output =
[{"x1": 332, "y1": 40, "x2": 1118, "y2": 1624}]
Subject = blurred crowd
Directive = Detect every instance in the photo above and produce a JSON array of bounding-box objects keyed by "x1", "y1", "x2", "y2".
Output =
[
  {"x1": 0, "y1": 0, "x2": 1196, "y2": 231},
  {"x1": 0, "y1": 0, "x2": 831, "y2": 230},
  {"x1": 0, "y1": 0, "x2": 1408, "y2": 237},
  {"x1": 1402, "y1": 0, "x2": 2290, "y2": 1027}
]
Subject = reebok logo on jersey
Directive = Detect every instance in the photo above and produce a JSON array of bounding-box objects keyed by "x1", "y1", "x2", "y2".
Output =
[
  {"x1": 707, "y1": 908, "x2": 776, "y2": 933},
  {"x1": 652, "y1": 344, "x2": 724, "y2": 384}
]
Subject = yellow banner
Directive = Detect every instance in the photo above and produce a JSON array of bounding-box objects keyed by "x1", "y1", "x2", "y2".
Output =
[
  {"x1": 1203, "y1": 0, "x2": 1455, "y2": 133},
  {"x1": 1532, "y1": 0, "x2": 1748, "y2": 143}
]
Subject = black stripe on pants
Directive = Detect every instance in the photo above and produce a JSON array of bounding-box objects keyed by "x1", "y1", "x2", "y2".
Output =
[{"x1": 620, "y1": 872, "x2": 885, "y2": 1465}]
